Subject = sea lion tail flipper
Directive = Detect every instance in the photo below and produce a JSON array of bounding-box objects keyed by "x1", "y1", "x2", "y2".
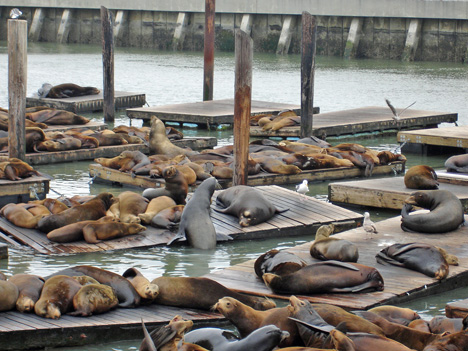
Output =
[
  {"x1": 167, "y1": 232, "x2": 185, "y2": 246},
  {"x1": 288, "y1": 317, "x2": 334, "y2": 333},
  {"x1": 140, "y1": 319, "x2": 157, "y2": 351},
  {"x1": 275, "y1": 206, "x2": 289, "y2": 214},
  {"x1": 35, "y1": 170, "x2": 54, "y2": 180},
  {"x1": 216, "y1": 233, "x2": 232, "y2": 242}
]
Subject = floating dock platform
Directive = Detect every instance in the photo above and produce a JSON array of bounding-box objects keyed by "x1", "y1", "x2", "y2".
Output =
[
  {"x1": 398, "y1": 126, "x2": 468, "y2": 154},
  {"x1": 328, "y1": 173, "x2": 468, "y2": 211},
  {"x1": 26, "y1": 91, "x2": 146, "y2": 113},
  {"x1": 204, "y1": 215, "x2": 468, "y2": 311},
  {"x1": 446, "y1": 299, "x2": 468, "y2": 318},
  {"x1": 42, "y1": 121, "x2": 107, "y2": 132},
  {"x1": 0, "y1": 176, "x2": 50, "y2": 208},
  {"x1": 0, "y1": 186, "x2": 362, "y2": 255},
  {"x1": 250, "y1": 107, "x2": 457, "y2": 138},
  {"x1": 126, "y1": 99, "x2": 318, "y2": 128},
  {"x1": 89, "y1": 161, "x2": 405, "y2": 190}
]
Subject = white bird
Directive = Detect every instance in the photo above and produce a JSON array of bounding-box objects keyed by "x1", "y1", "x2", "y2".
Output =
[
  {"x1": 296, "y1": 180, "x2": 309, "y2": 201},
  {"x1": 363, "y1": 211, "x2": 378, "y2": 239},
  {"x1": 385, "y1": 98, "x2": 416, "y2": 122}
]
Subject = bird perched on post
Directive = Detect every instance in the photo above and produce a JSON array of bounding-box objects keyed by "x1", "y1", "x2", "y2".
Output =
[
  {"x1": 363, "y1": 211, "x2": 378, "y2": 239},
  {"x1": 385, "y1": 98, "x2": 416, "y2": 123},
  {"x1": 296, "y1": 180, "x2": 309, "y2": 201}
]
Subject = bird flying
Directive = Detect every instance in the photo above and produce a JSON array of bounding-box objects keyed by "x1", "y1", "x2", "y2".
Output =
[{"x1": 385, "y1": 98, "x2": 416, "y2": 122}]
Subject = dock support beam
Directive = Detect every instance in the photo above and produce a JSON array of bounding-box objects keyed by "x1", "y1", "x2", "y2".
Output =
[
  {"x1": 57, "y1": 9, "x2": 73, "y2": 44},
  {"x1": 203, "y1": 0, "x2": 215, "y2": 102},
  {"x1": 101, "y1": 6, "x2": 115, "y2": 123},
  {"x1": 402, "y1": 19, "x2": 422, "y2": 62},
  {"x1": 344, "y1": 17, "x2": 362, "y2": 59},
  {"x1": 300, "y1": 12, "x2": 316, "y2": 138},
  {"x1": 276, "y1": 15, "x2": 296, "y2": 55},
  {"x1": 114, "y1": 10, "x2": 128, "y2": 43},
  {"x1": 0, "y1": 243, "x2": 8, "y2": 260},
  {"x1": 240, "y1": 14, "x2": 253, "y2": 36},
  {"x1": 173, "y1": 12, "x2": 189, "y2": 51},
  {"x1": 29, "y1": 8, "x2": 45, "y2": 42}
]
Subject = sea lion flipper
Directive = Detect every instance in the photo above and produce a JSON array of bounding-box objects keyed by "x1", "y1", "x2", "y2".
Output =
[
  {"x1": 213, "y1": 206, "x2": 230, "y2": 214},
  {"x1": 288, "y1": 317, "x2": 334, "y2": 333},
  {"x1": 321, "y1": 260, "x2": 360, "y2": 271},
  {"x1": 275, "y1": 206, "x2": 289, "y2": 214},
  {"x1": 375, "y1": 252, "x2": 406, "y2": 267},
  {"x1": 216, "y1": 233, "x2": 232, "y2": 242},
  {"x1": 149, "y1": 325, "x2": 176, "y2": 349},
  {"x1": 390, "y1": 243, "x2": 431, "y2": 257},
  {"x1": 167, "y1": 232, "x2": 185, "y2": 245}
]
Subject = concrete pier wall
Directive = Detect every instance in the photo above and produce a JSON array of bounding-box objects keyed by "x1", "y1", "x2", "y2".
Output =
[{"x1": 1, "y1": 1, "x2": 468, "y2": 62}]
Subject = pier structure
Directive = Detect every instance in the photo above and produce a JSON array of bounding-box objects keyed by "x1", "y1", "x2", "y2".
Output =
[{"x1": 0, "y1": 0, "x2": 467, "y2": 61}]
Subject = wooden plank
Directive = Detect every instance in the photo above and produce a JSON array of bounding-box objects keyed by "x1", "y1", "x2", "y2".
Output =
[
  {"x1": 0, "y1": 175, "x2": 49, "y2": 207},
  {"x1": 446, "y1": 299, "x2": 468, "y2": 318},
  {"x1": 437, "y1": 170, "x2": 468, "y2": 185},
  {"x1": 250, "y1": 107, "x2": 458, "y2": 138},
  {"x1": 398, "y1": 126, "x2": 468, "y2": 148}
]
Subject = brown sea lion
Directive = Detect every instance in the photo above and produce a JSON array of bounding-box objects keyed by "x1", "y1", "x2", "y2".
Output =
[
  {"x1": 422, "y1": 326, "x2": 468, "y2": 351},
  {"x1": 151, "y1": 205, "x2": 185, "y2": 229},
  {"x1": 39, "y1": 83, "x2": 100, "y2": 98},
  {"x1": 149, "y1": 116, "x2": 194, "y2": 157},
  {"x1": 35, "y1": 138, "x2": 82, "y2": 152},
  {"x1": 404, "y1": 165, "x2": 439, "y2": 189},
  {"x1": 377, "y1": 150, "x2": 407, "y2": 164},
  {"x1": 437, "y1": 246, "x2": 459, "y2": 266},
  {"x1": 142, "y1": 165, "x2": 189, "y2": 205},
  {"x1": 115, "y1": 191, "x2": 149, "y2": 223},
  {"x1": 445, "y1": 154, "x2": 468, "y2": 173},
  {"x1": 89, "y1": 131, "x2": 129, "y2": 146},
  {"x1": 408, "y1": 319, "x2": 431, "y2": 333},
  {"x1": 138, "y1": 196, "x2": 176, "y2": 225},
  {"x1": 8, "y1": 274, "x2": 45, "y2": 313},
  {"x1": 429, "y1": 316, "x2": 463, "y2": 334},
  {"x1": 47, "y1": 216, "x2": 118, "y2": 243},
  {"x1": 24, "y1": 127, "x2": 47, "y2": 152},
  {"x1": 308, "y1": 154, "x2": 354, "y2": 169},
  {"x1": 211, "y1": 165, "x2": 234, "y2": 179},
  {"x1": 115, "y1": 150, "x2": 150, "y2": 173},
  {"x1": 254, "y1": 249, "x2": 307, "y2": 279},
  {"x1": 31, "y1": 198, "x2": 69, "y2": 214},
  {"x1": 25, "y1": 203, "x2": 52, "y2": 217},
  {"x1": 329, "y1": 328, "x2": 414, "y2": 351},
  {"x1": 69, "y1": 283, "x2": 119, "y2": 317},
  {"x1": 252, "y1": 156, "x2": 302, "y2": 175},
  {"x1": 145, "y1": 315, "x2": 194, "y2": 351},
  {"x1": 122, "y1": 268, "x2": 159, "y2": 303},
  {"x1": 0, "y1": 280, "x2": 19, "y2": 312},
  {"x1": 0, "y1": 203, "x2": 46, "y2": 228},
  {"x1": 83, "y1": 221, "x2": 146, "y2": 243},
  {"x1": 0, "y1": 158, "x2": 42, "y2": 180},
  {"x1": 367, "y1": 305, "x2": 421, "y2": 326},
  {"x1": 72, "y1": 275, "x2": 100, "y2": 285},
  {"x1": 26, "y1": 109, "x2": 90, "y2": 125},
  {"x1": 151, "y1": 276, "x2": 275, "y2": 311},
  {"x1": 401, "y1": 190, "x2": 465, "y2": 233},
  {"x1": 64, "y1": 131, "x2": 99, "y2": 148},
  {"x1": 175, "y1": 164, "x2": 197, "y2": 185},
  {"x1": 37, "y1": 192, "x2": 114, "y2": 233},
  {"x1": 309, "y1": 224, "x2": 359, "y2": 262},
  {"x1": 34, "y1": 275, "x2": 82, "y2": 319}
]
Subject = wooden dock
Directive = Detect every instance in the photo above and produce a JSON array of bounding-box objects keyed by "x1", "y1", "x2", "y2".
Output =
[
  {"x1": 126, "y1": 99, "x2": 318, "y2": 127},
  {"x1": 328, "y1": 174, "x2": 468, "y2": 211},
  {"x1": 446, "y1": 299, "x2": 468, "y2": 318},
  {"x1": 0, "y1": 137, "x2": 216, "y2": 166},
  {"x1": 249, "y1": 107, "x2": 457, "y2": 138},
  {"x1": 436, "y1": 170, "x2": 468, "y2": 185},
  {"x1": 26, "y1": 91, "x2": 146, "y2": 113},
  {"x1": 43, "y1": 121, "x2": 107, "y2": 132},
  {"x1": 0, "y1": 186, "x2": 362, "y2": 255},
  {"x1": 204, "y1": 215, "x2": 468, "y2": 311},
  {"x1": 0, "y1": 176, "x2": 50, "y2": 208},
  {"x1": 398, "y1": 126, "x2": 468, "y2": 153},
  {"x1": 0, "y1": 303, "x2": 224, "y2": 351},
  {"x1": 89, "y1": 161, "x2": 406, "y2": 190}
]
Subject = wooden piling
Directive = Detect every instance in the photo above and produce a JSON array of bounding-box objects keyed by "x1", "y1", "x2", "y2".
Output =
[
  {"x1": 300, "y1": 12, "x2": 316, "y2": 138},
  {"x1": 101, "y1": 6, "x2": 115, "y2": 123},
  {"x1": 203, "y1": 0, "x2": 215, "y2": 102},
  {"x1": 233, "y1": 29, "x2": 252, "y2": 186},
  {"x1": 8, "y1": 19, "x2": 27, "y2": 160}
]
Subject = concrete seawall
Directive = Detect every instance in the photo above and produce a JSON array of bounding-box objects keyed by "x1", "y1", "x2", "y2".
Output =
[{"x1": 1, "y1": 0, "x2": 467, "y2": 62}]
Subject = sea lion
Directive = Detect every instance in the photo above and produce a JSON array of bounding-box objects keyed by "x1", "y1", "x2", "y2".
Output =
[
  {"x1": 377, "y1": 150, "x2": 407, "y2": 164},
  {"x1": 151, "y1": 205, "x2": 185, "y2": 229},
  {"x1": 254, "y1": 249, "x2": 307, "y2": 279},
  {"x1": 140, "y1": 319, "x2": 157, "y2": 351},
  {"x1": 89, "y1": 131, "x2": 128, "y2": 146},
  {"x1": 251, "y1": 156, "x2": 302, "y2": 175},
  {"x1": 37, "y1": 192, "x2": 114, "y2": 233},
  {"x1": 35, "y1": 138, "x2": 82, "y2": 152},
  {"x1": 376, "y1": 242, "x2": 450, "y2": 280},
  {"x1": 142, "y1": 165, "x2": 189, "y2": 205},
  {"x1": 114, "y1": 150, "x2": 150, "y2": 173},
  {"x1": 149, "y1": 116, "x2": 195, "y2": 157},
  {"x1": 408, "y1": 319, "x2": 431, "y2": 333},
  {"x1": 144, "y1": 315, "x2": 193, "y2": 350},
  {"x1": 151, "y1": 276, "x2": 275, "y2": 311},
  {"x1": 47, "y1": 216, "x2": 119, "y2": 243},
  {"x1": 404, "y1": 165, "x2": 439, "y2": 189},
  {"x1": 34, "y1": 275, "x2": 82, "y2": 319},
  {"x1": 26, "y1": 109, "x2": 90, "y2": 125},
  {"x1": 8, "y1": 274, "x2": 45, "y2": 313},
  {"x1": 0, "y1": 203, "x2": 46, "y2": 228},
  {"x1": 47, "y1": 265, "x2": 140, "y2": 308},
  {"x1": 169, "y1": 177, "x2": 231, "y2": 250},
  {"x1": 329, "y1": 328, "x2": 414, "y2": 351},
  {"x1": 38, "y1": 83, "x2": 100, "y2": 98},
  {"x1": 115, "y1": 191, "x2": 149, "y2": 223},
  {"x1": 72, "y1": 275, "x2": 100, "y2": 285},
  {"x1": 64, "y1": 131, "x2": 99, "y2": 148},
  {"x1": 309, "y1": 224, "x2": 359, "y2": 262},
  {"x1": 368, "y1": 305, "x2": 421, "y2": 326},
  {"x1": 69, "y1": 283, "x2": 119, "y2": 317},
  {"x1": 422, "y1": 327, "x2": 468, "y2": 351},
  {"x1": 262, "y1": 261, "x2": 384, "y2": 295},
  {"x1": 31, "y1": 198, "x2": 69, "y2": 214},
  {"x1": 83, "y1": 221, "x2": 146, "y2": 243},
  {"x1": 175, "y1": 164, "x2": 197, "y2": 185},
  {"x1": 401, "y1": 190, "x2": 465, "y2": 233},
  {"x1": 0, "y1": 280, "x2": 19, "y2": 312},
  {"x1": 214, "y1": 185, "x2": 287, "y2": 227},
  {"x1": 307, "y1": 154, "x2": 354, "y2": 169},
  {"x1": 138, "y1": 196, "x2": 176, "y2": 225},
  {"x1": 445, "y1": 154, "x2": 468, "y2": 173},
  {"x1": 429, "y1": 316, "x2": 463, "y2": 334},
  {"x1": 0, "y1": 158, "x2": 43, "y2": 180},
  {"x1": 121, "y1": 268, "x2": 159, "y2": 302}
]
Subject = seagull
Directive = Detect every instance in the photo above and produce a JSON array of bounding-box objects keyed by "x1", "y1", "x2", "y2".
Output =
[
  {"x1": 363, "y1": 211, "x2": 378, "y2": 239},
  {"x1": 385, "y1": 98, "x2": 416, "y2": 123},
  {"x1": 9, "y1": 8, "x2": 25, "y2": 19},
  {"x1": 296, "y1": 179, "x2": 309, "y2": 201}
]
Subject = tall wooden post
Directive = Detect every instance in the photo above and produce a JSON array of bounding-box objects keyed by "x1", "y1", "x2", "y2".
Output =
[
  {"x1": 203, "y1": 0, "x2": 215, "y2": 101},
  {"x1": 8, "y1": 19, "x2": 27, "y2": 160},
  {"x1": 233, "y1": 29, "x2": 252, "y2": 186},
  {"x1": 101, "y1": 6, "x2": 115, "y2": 122},
  {"x1": 300, "y1": 12, "x2": 316, "y2": 138}
]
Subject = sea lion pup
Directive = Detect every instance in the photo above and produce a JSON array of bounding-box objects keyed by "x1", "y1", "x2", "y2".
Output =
[
  {"x1": 151, "y1": 204, "x2": 185, "y2": 229},
  {"x1": 145, "y1": 315, "x2": 193, "y2": 351},
  {"x1": 121, "y1": 268, "x2": 159, "y2": 303},
  {"x1": 214, "y1": 185, "x2": 288, "y2": 227},
  {"x1": 401, "y1": 190, "x2": 465, "y2": 233},
  {"x1": 0, "y1": 203, "x2": 46, "y2": 228},
  {"x1": 82, "y1": 221, "x2": 146, "y2": 244},
  {"x1": 47, "y1": 216, "x2": 118, "y2": 243},
  {"x1": 151, "y1": 276, "x2": 275, "y2": 311},
  {"x1": 143, "y1": 165, "x2": 189, "y2": 205},
  {"x1": 254, "y1": 249, "x2": 307, "y2": 279},
  {"x1": 0, "y1": 280, "x2": 19, "y2": 312},
  {"x1": 367, "y1": 305, "x2": 421, "y2": 326},
  {"x1": 310, "y1": 224, "x2": 359, "y2": 262},
  {"x1": 138, "y1": 196, "x2": 176, "y2": 224},
  {"x1": 376, "y1": 242, "x2": 450, "y2": 280},
  {"x1": 149, "y1": 116, "x2": 195, "y2": 157},
  {"x1": 38, "y1": 83, "x2": 100, "y2": 98},
  {"x1": 69, "y1": 283, "x2": 119, "y2": 317},
  {"x1": 404, "y1": 165, "x2": 439, "y2": 189},
  {"x1": 8, "y1": 274, "x2": 45, "y2": 313},
  {"x1": 34, "y1": 275, "x2": 82, "y2": 319},
  {"x1": 445, "y1": 154, "x2": 468, "y2": 173},
  {"x1": 37, "y1": 192, "x2": 114, "y2": 233}
]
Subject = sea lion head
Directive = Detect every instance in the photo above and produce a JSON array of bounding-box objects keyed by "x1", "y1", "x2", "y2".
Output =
[
  {"x1": 96, "y1": 192, "x2": 115, "y2": 210},
  {"x1": 162, "y1": 165, "x2": 177, "y2": 179},
  {"x1": 141, "y1": 283, "x2": 159, "y2": 300},
  {"x1": 35, "y1": 300, "x2": 61, "y2": 319},
  {"x1": 168, "y1": 315, "x2": 194, "y2": 337},
  {"x1": 404, "y1": 191, "x2": 433, "y2": 208},
  {"x1": 128, "y1": 223, "x2": 147, "y2": 234},
  {"x1": 72, "y1": 275, "x2": 99, "y2": 285},
  {"x1": 434, "y1": 262, "x2": 450, "y2": 281},
  {"x1": 315, "y1": 224, "x2": 335, "y2": 240},
  {"x1": 213, "y1": 297, "x2": 240, "y2": 318},
  {"x1": 38, "y1": 83, "x2": 53, "y2": 98},
  {"x1": 16, "y1": 296, "x2": 35, "y2": 313}
]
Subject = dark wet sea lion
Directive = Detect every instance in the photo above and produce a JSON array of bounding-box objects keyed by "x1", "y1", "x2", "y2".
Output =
[
  {"x1": 263, "y1": 261, "x2": 384, "y2": 295},
  {"x1": 367, "y1": 305, "x2": 421, "y2": 326},
  {"x1": 254, "y1": 249, "x2": 307, "y2": 279},
  {"x1": 445, "y1": 154, "x2": 468, "y2": 173},
  {"x1": 142, "y1": 165, "x2": 188, "y2": 205},
  {"x1": 376, "y1": 242, "x2": 449, "y2": 280},
  {"x1": 0, "y1": 280, "x2": 19, "y2": 312},
  {"x1": 39, "y1": 83, "x2": 100, "y2": 98},
  {"x1": 151, "y1": 204, "x2": 185, "y2": 229},
  {"x1": 214, "y1": 185, "x2": 287, "y2": 227},
  {"x1": 151, "y1": 276, "x2": 275, "y2": 311},
  {"x1": 404, "y1": 165, "x2": 439, "y2": 189},
  {"x1": 122, "y1": 268, "x2": 159, "y2": 302},
  {"x1": 309, "y1": 224, "x2": 359, "y2": 262},
  {"x1": 8, "y1": 274, "x2": 45, "y2": 313},
  {"x1": 69, "y1": 283, "x2": 119, "y2": 316},
  {"x1": 83, "y1": 221, "x2": 146, "y2": 243},
  {"x1": 401, "y1": 190, "x2": 465, "y2": 233}
]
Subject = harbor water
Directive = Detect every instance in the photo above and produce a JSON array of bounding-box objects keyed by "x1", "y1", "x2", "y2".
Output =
[{"x1": 0, "y1": 42, "x2": 468, "y2": 350}]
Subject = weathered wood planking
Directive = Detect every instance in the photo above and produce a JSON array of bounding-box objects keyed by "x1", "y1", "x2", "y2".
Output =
[
  {"x1": 437, "y1": 170, "x2": 468, "y2": 186},
  {"x1": 89, "y1": 161, "x2": 405, "y2": 189},
  {"x1": 0, "y1": 303, "x2": 225, "y2": 351},
  {"x1": 250, "y1": 107, "x2": 457, "y2": 138},
  {"x1": 41, "y1": 121, "x2": 107, "y2": 132},
  {"x1": 0, "y1": 176, "x2": 50, "y2": 207},
  {"x1": 0, "y1": 186, "x2": 362, "y2": 255},
  {"x1": 328, "y1": 175, "x2": 468, "y2": 210},
  {"x1": 398, "y1": 126, "x2": 468, "y2": 150},
  {"x1": 204, "y1": 215, "x2": 468, "y2": 311},
  {"x1": 126, "y1": 99, "x2": 318, "y2": 127},
  {"x1": 26, "y1": 91, "x2": 146, "y2": 113},
  {"x1": 445, "y1": 299, "x2": 468, "y2": 318},
  {"x1": 0, "y1": 137, "x2": 216, "y2": 166}
]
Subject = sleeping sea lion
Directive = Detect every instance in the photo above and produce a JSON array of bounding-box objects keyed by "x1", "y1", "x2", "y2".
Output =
[
  {"x1": 309, "y1": 224, "x2": 359, "y2": 262},
  {"x1": 138, "y1": 196, "x2": 176, "y2": 225},
  {"x1": 83, "y1": 221, "x2": 146, "y2": 243},
  {"x1": 38, "y1": 83, "x2": 100, "y2": 98},
  {"x1": 0, "y1": 280, "x2": 19, "y2": 312},
  {"x1": 254, "y1": 249, "x2": 307, "y2": 279},
  {"x1": 0, "y1": 203, "x2": 46, "y2": 228},
  {"x1": 8, "y1": 274, "x2": 45, "y2": 313},
  {"x1": 47, "y1": 216, "x2": 118, "y2": 243},
  {"x1": 69, "y1": 283, "x2": 119, "y2": 317},
  {"x1": 404, "y1": 165, "x2": 439, "y2": 189},
  {"x1": 445, "y1": 154, "x2": 468, "y2": 173},
  {"x1": 115, "y1": 191, "x2": 149, "y2": 223},
  {"x1": 151, "y1": 205, "x2": 185, "y2": 229},
  {"x1": 122, "y1": 268, "x2": 159, "y2": 302}
]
